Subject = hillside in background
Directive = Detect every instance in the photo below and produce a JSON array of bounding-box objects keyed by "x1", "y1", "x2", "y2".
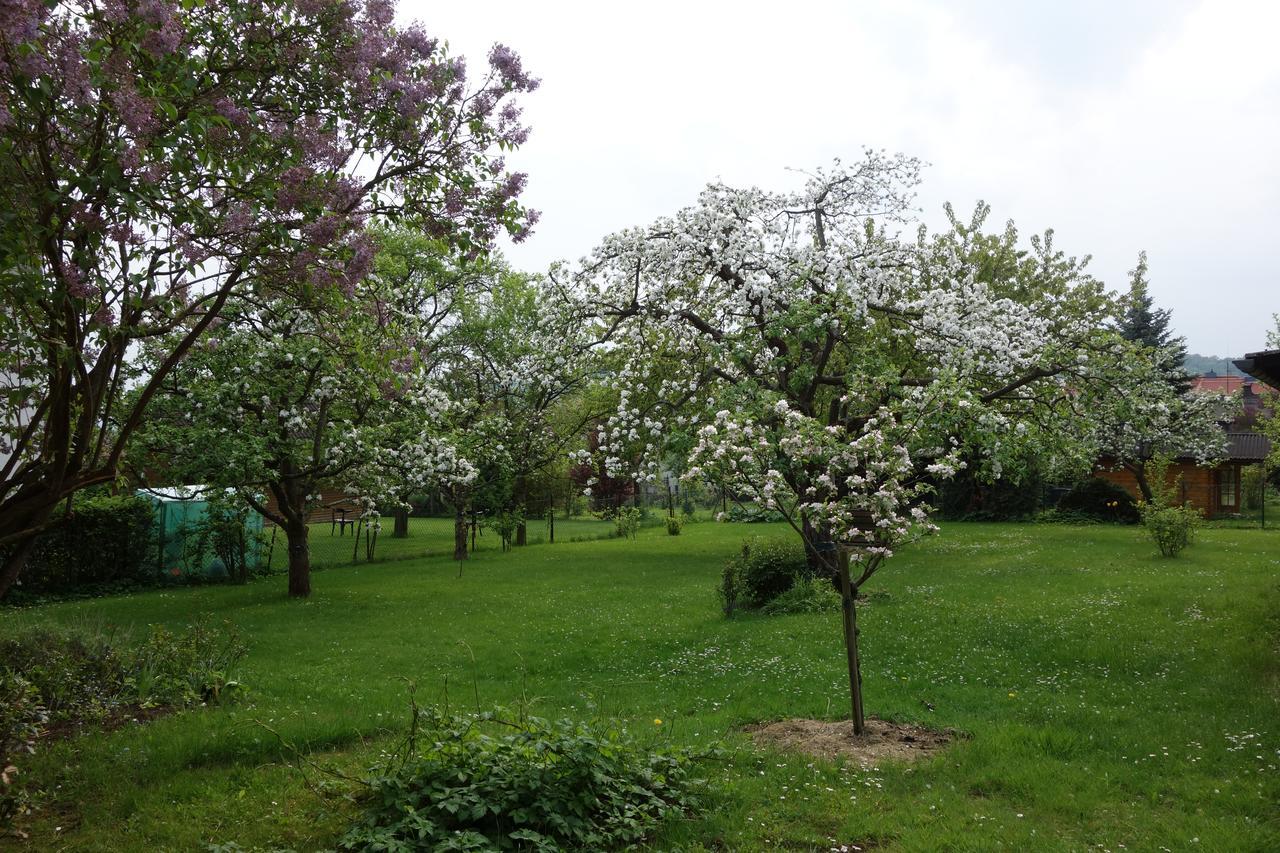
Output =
[{"x1": 1185, "y1": 353, "x2": 1246, "y2": 377}]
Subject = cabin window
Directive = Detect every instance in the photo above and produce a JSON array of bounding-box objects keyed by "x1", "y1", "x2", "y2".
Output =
[{"x1": 1219, "y1": 465, "x2": 1237, "y2": 507}]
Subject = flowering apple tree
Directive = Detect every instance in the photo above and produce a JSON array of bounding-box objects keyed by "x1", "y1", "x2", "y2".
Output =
[
  {"x1": 559, "y1": 153, "x2": 1144, "y2": 729},
  {"x1": 1088, "y1": 371, "x2": 1236, "y2": 502},
  {"x1": 137, "y1": 279, "x2": 477, "y2": 597},
  {"x1": 0, "y1": 0, "x2": 537, "y2": 597}
]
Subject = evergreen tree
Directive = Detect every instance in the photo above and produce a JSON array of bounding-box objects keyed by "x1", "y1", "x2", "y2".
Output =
[{"x1": 1119, "y1": 251, "x2": 1191, "y2": 393}]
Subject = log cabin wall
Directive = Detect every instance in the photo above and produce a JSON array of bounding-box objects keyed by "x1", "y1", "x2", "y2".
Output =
[{"x1": 1093, "y1": 462, "x2": 1239, "y2": 519}]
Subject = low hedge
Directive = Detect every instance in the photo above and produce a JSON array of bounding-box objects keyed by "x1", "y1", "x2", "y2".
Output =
[{"x1": 12, "y1": 495, "x2": 157, "y2": 596}]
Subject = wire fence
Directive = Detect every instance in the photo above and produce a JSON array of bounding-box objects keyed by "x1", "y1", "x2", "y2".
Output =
[
  {"x1": 253, "y1": 471, "x2": 1280, "y2": 575},
  {"x1": 261, "y1": 515, "x2": 603, "y2": 572},
  {"x1": 259, "y1": 506, "x2": 720, "y2": 573}
]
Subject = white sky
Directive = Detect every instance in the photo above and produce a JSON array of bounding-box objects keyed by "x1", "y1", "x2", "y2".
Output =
[{"x1": 405, "y1": 0, "x2": 1280, "y2": 358}]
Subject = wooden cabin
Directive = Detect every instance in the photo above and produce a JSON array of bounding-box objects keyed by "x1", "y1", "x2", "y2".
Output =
[{"x1": 1095, "y1": 432, "x2": 1268, "y2": 518}]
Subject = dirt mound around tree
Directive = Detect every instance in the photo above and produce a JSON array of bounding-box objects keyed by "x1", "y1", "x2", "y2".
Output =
[{"x1": 744, "y1": 717, "x2": 955, "y2": 765}]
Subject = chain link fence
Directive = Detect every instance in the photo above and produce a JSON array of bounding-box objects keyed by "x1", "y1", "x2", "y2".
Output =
[{"x1": 259, "y1": 477, "x2": 730, "y2": 573}]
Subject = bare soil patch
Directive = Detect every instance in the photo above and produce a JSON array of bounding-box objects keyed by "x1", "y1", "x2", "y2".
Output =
[{"x1": 744, "y1": 717, "x2": 954, "y2": 765}]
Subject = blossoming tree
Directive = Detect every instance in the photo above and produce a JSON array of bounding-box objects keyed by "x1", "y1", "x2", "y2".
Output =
[
  {"x1": 421, "y1": 263, "x2": 602, "y2": 556},
  {"x1": 136, "y1": 278, "x2": 474, "y2": 597},
  {"x1": 0, "y1": 0, "x2": 537, "y2": 597},
  {"x1": 560, "y1": 153, "x2": 1151, "y2": 731}
]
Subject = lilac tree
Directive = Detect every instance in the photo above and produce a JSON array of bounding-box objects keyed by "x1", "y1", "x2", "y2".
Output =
[
  {"x1": 0, "y1": 0, "x2": 537, "y2": 597},
  {"x1": 561, "y1": 154, "x2": 1152, "y2": 730}
]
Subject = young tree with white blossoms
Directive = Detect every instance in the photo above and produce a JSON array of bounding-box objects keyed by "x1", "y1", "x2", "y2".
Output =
[
  {"x1": 454, "y1": 272, "x2": 605, "y2": 545},
  {"x1": 559, "y1": 152, "x2": 1153, "y2": 731}
]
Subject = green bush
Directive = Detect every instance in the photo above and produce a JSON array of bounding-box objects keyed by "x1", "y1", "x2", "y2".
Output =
[
  {"x1": 760, "y1": 576, "x2": 841, "y2": 615},
  {"x1": 1054, "y1": 477, "x2": 1140, "y2": 524},
  {"x1": 0, "y1": 628, "x2": 127, "y2": 723},
  {"x1": 341, "y1": 708, "x2": 705, "y2": 852},
  {"x1": 1138, "y1": 455, "x2": 1202, "y2": 558},
  {"x1": 1241, "y1": 464, "x2": 1268, "y2": 512},
  {"x1": 0, "y1": 672, "x2": 47, "y2": 825},
  {"x1": 13, "y1": 494, "x2": 157, "y2": 595},
  {"x1": 195, "y1": 500, "x2": 266, "y2": 584},
  {"x1": 938, "y1": 464, "x2": 1045, "y2": 521},
  {"x1": 129, "y1": 620, "x2": 248, "y2": 706},
  {"x1": 720, "y1": 537, "x2": 811, "y2": 614},
  {"x1": 612, "y1": 506, "x2": 642, "y2": 539},
  {"x1": 665, "y1": 516, "x2": 683, "y2": 536},
  {"x1": 1139, "y1": 503, "x2": 1201, "y2": 557}
]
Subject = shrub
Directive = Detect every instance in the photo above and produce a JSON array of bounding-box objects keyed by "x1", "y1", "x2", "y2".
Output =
[
  {"x1": 1139, "y1": 504, "x2": 1201, "y2": 557},
  {"x1": 1138, "y1": 455, "x2": 1202, "y2": 558},
  {"x1": 491, "y1": 507, "x2": 525, "y2": 552},
  {"x1": 761, "y1": 576, "x2": 841, "y2": 615},
  {"x1": 13, "y1": 494, "x2": 157, "y2": 595},
  {"x1": 0, "y1": 627, "x2": 127, "y2": 723},
  {"x1": 719, "y1": 561, "x2": 741, "y2": 616},
  {"x1": 720, "y1": 537, "x2": 811, "y2": 614},
  {"x1": 612, "y1": 506, "x2": 642, "y2": 539},
  {"x1": 665, "y1": 516, "x2": 683, "y2": 536},
  {"x1": 0, "y1": 673, "x2": 46, "y2": 825},
  {"x1": 129, "y1": 620, "x2": 248, "y2": 706},
  {"x1": 1241, "y1": 464, "x2": 1268, "y2": 512},
  {"x1": 1054, "y1": 477, "x2": 1140, "y2": 523},
  {"x1": 195, "y1": 500, "x2": 266, "y2": 584},
  {"x1": 938, "y1": 462, "x2": 1045, "y2": 521},
  {"x1": 341, "y1": 708, "x2": 706, "y2": 852}
]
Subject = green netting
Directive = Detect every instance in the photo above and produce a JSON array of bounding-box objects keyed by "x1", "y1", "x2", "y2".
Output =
[{"x1": 144, "y1": 490, "x2": 265, "y2": 579}]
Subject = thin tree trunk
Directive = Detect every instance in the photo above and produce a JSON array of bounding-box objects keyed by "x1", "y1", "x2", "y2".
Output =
[
  {"x1": 453, "y1": 503, "x2": 468, "y2": 561},
  {"x1": 515, "y1": 476, "x2": 528, "y2": 546},
  {"x1": 837, "y1": 548, "x2": 866, "y2": 735},
  {"x1": 286, "y1": 519, "x2": 311, "y2": 598},
  {"x1": 1131, "y1": 464, "x2": 1153, "y2": 503},
  {"x1": 802, "y1": 513, "x2": 838, "y2": 585}
]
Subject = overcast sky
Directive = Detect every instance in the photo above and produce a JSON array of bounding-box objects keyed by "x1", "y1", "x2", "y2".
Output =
[{"x1": 405, "y1": 0, "x2": 1279, "y2": 358}]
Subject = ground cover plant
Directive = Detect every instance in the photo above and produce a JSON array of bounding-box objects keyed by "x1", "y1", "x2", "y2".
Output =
[
  {"x1": 340, "y1": 706, "x2": 707, "y2": 851},
  {"x1": 2, "y1": 521, "x2": 1277, "y2": 850},
  {"x1": 1, "y1": 619, "x2": 247, "y2": 826}
]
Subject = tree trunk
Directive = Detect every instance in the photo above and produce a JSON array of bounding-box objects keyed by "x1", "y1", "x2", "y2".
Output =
[
  {"x1": 393, "y1": 507, "x2": 410, "y2": 538},
  {"x1": 837, "y1": 548, "x2": 866, "y2": 734},
  {"x1": 0, "y1": 534, "x2": 40, "y2": 601},
  {"x1": 285, "y1": 519, "x2": 311, "y2": 598},
  {"x1": 1133, "y1": 467, "x2": 1153, "y2": 503},
  {"x1": 802, "y1": 513, "x2": 838, "y2": 585},
  {"x1": 453, "y1": 503, "x2": 468, "y2": 561},
  {"x1": 514, "y1": 476, "x2": 528, "y2": 546}
]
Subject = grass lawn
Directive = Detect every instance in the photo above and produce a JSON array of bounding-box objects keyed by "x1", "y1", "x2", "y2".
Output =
[{"x1": 4, "y1": 521, "x2": 1279, "y2": 851}]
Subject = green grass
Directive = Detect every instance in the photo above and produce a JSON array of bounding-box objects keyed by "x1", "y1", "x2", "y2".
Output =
[{"x1": 4, "y1": 521, "x2": 1279, "y2": 851}]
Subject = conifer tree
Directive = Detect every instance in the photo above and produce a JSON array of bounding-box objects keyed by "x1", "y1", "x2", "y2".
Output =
[{"x1": 1119, "y1": 251, "x2": 1191, "y2": 393}]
